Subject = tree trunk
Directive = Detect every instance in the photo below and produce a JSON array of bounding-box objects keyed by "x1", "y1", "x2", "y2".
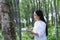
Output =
[
  {"x1": 0, "y1": 2, "x2": 12, "y2": 40},
  {"x1": 13, "y1": 0, "x2": 21, "y2": 40},
  {"x1": 51, "y1": 1, "x2": 54, "y2": 25},
  {"x1": 0, "y1": 15, "x2": 1, "y2": 29},
  {"x1": 54, "y1": 0, "x2": 58, "y2": 37},
  {"x1": 0, "y1": 0, "x2": 16, "y2": 40},
  {"x1": 44, "y1": 0, "x2": 49, "y2": 26}
]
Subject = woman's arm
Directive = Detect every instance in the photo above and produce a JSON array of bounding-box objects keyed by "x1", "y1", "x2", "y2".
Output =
[{"x1": 26, "y1": 30, "x2": 38, "y2": 36}]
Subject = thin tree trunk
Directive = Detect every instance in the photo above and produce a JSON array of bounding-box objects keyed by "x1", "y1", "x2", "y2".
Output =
[
  {"x1": 13, "y1": 0, "x2": 21, "y2": 40},
  {"x1": 51, "y1": 1, "x2": 54, "y2": 25},
  {"x1": 54, "y1": 0, "x2": 58, "y2": 37},
  {"x1": 44, "y1": 0, "x2": 49, "y2": 26},
  {"x1": 30, "y1": 0, "x2": 35, "y2": 26}
]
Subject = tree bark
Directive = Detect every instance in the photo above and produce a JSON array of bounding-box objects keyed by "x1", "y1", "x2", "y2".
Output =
[
  {"x1": 0, "y1": 2, "x2": 12, "y2": 40},
  {"x1": 0, "y1": 0, "x2": 16, "y2": 40}
]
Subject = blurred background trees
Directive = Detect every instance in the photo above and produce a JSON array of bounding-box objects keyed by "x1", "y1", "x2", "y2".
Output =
[{"x1": 19, "y1": 0, "x2": 60, "y2": 40}]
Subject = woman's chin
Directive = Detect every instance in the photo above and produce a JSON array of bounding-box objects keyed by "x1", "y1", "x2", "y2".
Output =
[{"x1": 34, "y1": 20, "x2": 37, "y2": 21}]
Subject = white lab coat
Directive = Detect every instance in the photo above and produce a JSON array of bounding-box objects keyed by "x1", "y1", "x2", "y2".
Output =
[{"x1": 33, "y1": 20, "x2": 47, "y2": 40}]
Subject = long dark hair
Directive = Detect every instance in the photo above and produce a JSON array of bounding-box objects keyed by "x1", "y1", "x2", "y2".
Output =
[{"x1": 34, "y1": 10, "x2": 48, "y2": 36}]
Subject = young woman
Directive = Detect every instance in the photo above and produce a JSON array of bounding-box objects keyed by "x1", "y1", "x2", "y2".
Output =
[{"x1": 26, "y1": 10, "x2": 47, "y2": 40}]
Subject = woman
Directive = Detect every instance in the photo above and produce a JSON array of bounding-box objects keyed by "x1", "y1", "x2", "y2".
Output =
[{"x1": 26, "y1": 10, "x2": 47, "y2": 40}]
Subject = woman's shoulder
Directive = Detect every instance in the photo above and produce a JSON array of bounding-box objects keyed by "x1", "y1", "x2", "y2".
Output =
[
  {"x1": 35, "y1": 20, "x2": 46, "y2": 26},
  {"x1": 40, "y1": 20, "x2": 46, "y2": 25}
]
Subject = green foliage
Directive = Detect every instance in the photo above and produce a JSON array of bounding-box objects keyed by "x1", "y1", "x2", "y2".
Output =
[
  {"x1": 12, "y1": 25, "x2": 60, "y2": 40},
  {"x1": 22, "y1": 25, "x2": 33, "y2": 40},
  {"x1": 0, "y1": 30, "x2": 2, "y2": 40},
  {"x1": 47, "y1": 25, "x2": 60, "y2": 40},
  {"x1": 18, "y1": 25, "x2": 60, "y2": 40},
  {"x1": 0, "y1": 25, "x2": 60, "y2": 40}
]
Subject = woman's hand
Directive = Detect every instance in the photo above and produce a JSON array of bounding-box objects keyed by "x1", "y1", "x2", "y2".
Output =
[
  {"x1": 26, "y1": 28, "x2": 31, "y2": 33},
  {"x1": 26, "y1": 29, "x2": 38, "y2": 36}
]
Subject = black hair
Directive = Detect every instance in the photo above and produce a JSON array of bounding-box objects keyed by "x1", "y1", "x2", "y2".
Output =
[{"x1": 34, "y1": 10, "x2": 48, "y2": 36}]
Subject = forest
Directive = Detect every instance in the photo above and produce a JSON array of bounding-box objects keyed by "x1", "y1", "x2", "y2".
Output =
[{"x1": 0, "y1": 0, "x2": 60, "y2": 40}]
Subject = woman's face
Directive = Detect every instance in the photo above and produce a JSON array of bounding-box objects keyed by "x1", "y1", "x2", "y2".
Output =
[{"x1": 34, "y1": 12, "x2": 40, "y2": 21}]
